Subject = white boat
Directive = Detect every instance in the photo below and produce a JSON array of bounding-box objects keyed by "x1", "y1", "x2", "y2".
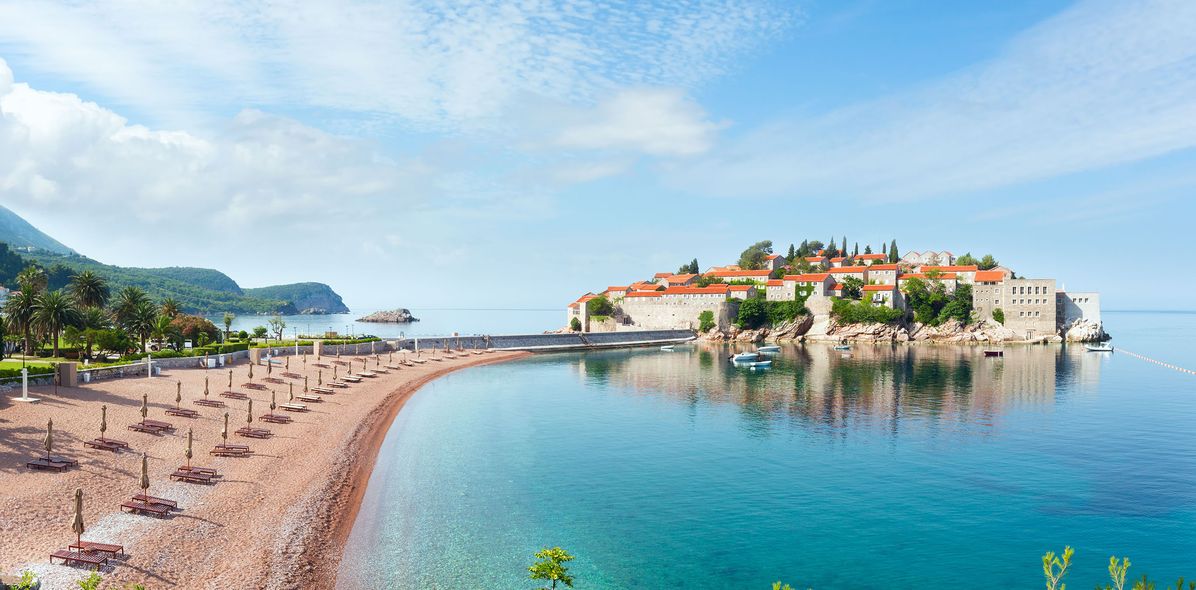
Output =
[
  {"x1": 833, "y1": 344, "x2": 851, "y2": 351},
  {"x1": 735, "y1": 360, "x2": 772, "y2": 369},
  {"x1": 732, "y1": 352, "x2": 762, "y2": 362},
  {"x1": 660, "y1": 345, "x2": 675, "y2": 351},
  {"x1": 757, "y1": 345, "x2": 781, "y2": 353},
  {"x1": 1085, "y1": 343, "x2": 1114, "y2": 352}
]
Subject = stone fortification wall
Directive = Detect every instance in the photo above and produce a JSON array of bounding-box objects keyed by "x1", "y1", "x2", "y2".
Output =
[
  {"x1": 396, "y1": 330, "x2": 694, "y2": 351},
  {"x1": 618, "y1": 299, "x2": 736, "y2": 331}
]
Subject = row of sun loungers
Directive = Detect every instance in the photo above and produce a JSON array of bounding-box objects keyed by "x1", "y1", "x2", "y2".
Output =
[
  {"x1": 85, "y1": 437, "x2": 129, "y2": 452},
  {"x1": 235, "y1": 426, "x2": 272, "y2": 439},
  {"x1": 165, "y1": 406, "x2": 200, "y2": 418},
  {"x1": 27, "y1": 456, "x2": 79, "y2": 471},
  {"x1": 194, "y1": 398, "x2": 226, "y2": 408},
  {"x1": 259, "y1": 412, "x2": 293, "y2": 424}
]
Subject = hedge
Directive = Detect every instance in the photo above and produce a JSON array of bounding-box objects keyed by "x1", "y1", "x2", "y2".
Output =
[{"x1": 0, "y1": 366, "x2": 56, "y2": 379}]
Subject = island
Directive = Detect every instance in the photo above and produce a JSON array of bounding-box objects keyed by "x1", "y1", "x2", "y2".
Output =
[{"x1": 358, "y1": 308, "x2": 420, "y2": 323}]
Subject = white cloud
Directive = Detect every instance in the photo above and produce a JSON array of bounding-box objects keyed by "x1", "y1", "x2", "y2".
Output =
[
  {"x1": 0, "y1": 1, "x2": 791, "y2": 131},
  {"x1": 552, "y1": 88, "x2": 727, "y2": 157},
  {"x1": 670, "y1": 0, "x2": 1196, "y2": 200}
]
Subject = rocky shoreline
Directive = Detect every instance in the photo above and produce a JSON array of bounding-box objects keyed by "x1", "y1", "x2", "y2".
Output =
[
  {"x1": 702, "y1": 315, "x2": 1109, "y2": 344},
  {"x1": 357, "y1": 308, "x2": 419, "y2": 323}
]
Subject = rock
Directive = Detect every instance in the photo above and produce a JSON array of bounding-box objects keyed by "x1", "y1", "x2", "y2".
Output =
[
  {"x1": 1062, "y1": 318, "x2": 1109, "y2": 342},
  {"x1": 357, "y1": 308, "x2": 419, "y2": 323}
]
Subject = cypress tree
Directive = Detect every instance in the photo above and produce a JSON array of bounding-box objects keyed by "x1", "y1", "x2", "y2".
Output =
[
  {"x1": 841, "y1": 237, "x2": 847, "y2": 258},
  {"x1": 889, "y1": 239, "x2": 899, "y2": 262},
  {"x1": 853, "y1": 242, "x2": 859, "y2": 257},
  {"x1": 787, "y1": 244, "x2": 796, "y2": 262},
  {"x1": 881, "y1": 242, "x2": 887, "y2": 256},
  {"x1": 827, "y1": 236, "x2": 836, "y2": 256}
]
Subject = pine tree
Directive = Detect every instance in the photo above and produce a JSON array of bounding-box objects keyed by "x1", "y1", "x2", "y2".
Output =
[
  {"x1": 853, "y1": 242, "x2": 859, "y2": 257},
  {"x1": 881, "y1": 242, "x2": 887, "y2": 256},
  {"x1": 889, "y1": 239, "x2": 899, "y2": 263},
  {"x1": 827, "y1": 236, "x2": 836, "y2": 256},
  {"x1": 787, "y1": 244, "x2": 796, "y2": 262},
  {"x1": 864, "y1": 244, "x2": 873, "y2": 254},
  {"x1": 841, "y1": 237, "x2": 847, "y2": 258}
]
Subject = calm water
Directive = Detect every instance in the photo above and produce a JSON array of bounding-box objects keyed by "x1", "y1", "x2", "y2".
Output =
[
  {"x1": 213, "y1": 308, "x2": 560, "y2": 339},
  {"x1": 337, "y1": 311, "x2": 1196, "y2": 589}
]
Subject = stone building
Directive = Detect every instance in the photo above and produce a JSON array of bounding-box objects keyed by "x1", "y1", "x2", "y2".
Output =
[
  {"x1": 973, "y1": 277, "x2": 1057, "y2": 339},
  {"x1": 863, "y1": 284, "x2": 904, "y2": 309},
  {"x1": 728, "y1": 284, "x2": 757, "y2": 300},
  {"x1": 920, "y1": 265, "x2": 978, "y2": 283},
  {"x1": 855, "y1": 253, "x2": 887, "y2": 266},
  {"x1": 765, "y1": 279, "x2": 788, "y2": 301},
  {"x1": 784, "y1": 273, "x2": 835, "y2": 298},
  {"x1": 1056, "y1": 291, "x2": 1101, "y2": 326},
  {"x1": 704, "y1": 269, "x2": 773, "y2": 284},
  {"x1": 763, "y1": 254, "x2": 786, "y2": 271},
  {"x1": 828, "y1": 265, "x2": 869, "y2": 283},
  {"x1": 866, "y1": 264, "x2": 899, "y2": 285},
  {"x1": 897, "y1": 272, "x2": 958, "y2": 293},
  {"x1": 662, "y1": 274, "x2": 698, "y2": 288},
  {"x1": 619, "y1": 289, "x2": 737, "y2": 331},
  {"x1": 901, "y1": 250, "x2": 956, "y2": 266}
]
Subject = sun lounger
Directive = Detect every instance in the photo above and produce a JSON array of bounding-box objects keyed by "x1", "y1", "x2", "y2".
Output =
[
  {"x1": 128, "y1": 421, "x2": 169, "y2": 434},
  {"x1": 262, "y1": 377, "x2": 285, "y2": 384},
  {"x1": 242, "y1": 382, "x2": 268, "y2": 390},
  {"x1": 195, "y1": 398, "x2": 226, "y2": 407},
  {"x1": 121, "y1": 500, "x2": 170, "y2": 517},
  {"x1": 342, "y1": 376, "x2": 362, "y2": 383},
  {"x1": 177, "y1": 465, "x2": 219, "y2": 476},
  {"x1": 332, "y1": 360, "x2": 349, "y2": 366},
  {"x1": 281, "y1": 372, "x2": 302, "y2": 379},
  {"x1": 84, "y1": 439, "x2": 126, "y2": 452},
  {"x1": 51, "y1": 549, "x2": 108, "y2": 568},
  {"x1": 142, "y1": 419, "x2": 174, "y2": 430},
  {"x1": 170, "y1": 469, "x2": 214, "y2": 484},
  {"x1": 279, "y1": 403, "x2": 309, "y2": 412},
  {"x1": 133, "y1": 493, "x2": 178, "y2": 510},
  {"x1": 372, "y1": 367, "x2": 389, "y2": 374},
  {"x1": 259, "y1": 413, "x2": 292, "y2": 424},
  {"x1": 328, "y1": 381, "x2": 349, "y2": 388},
  {"x1": 235, "y1": 426, "x2": 272, "y2": 439},
  {"x1": 220, "y1": 390, "x2": 249, "y2": 400},
  {"x1": 69, "y1": 541, "x2": 124, "y2": 557},
  {"x1": 296, "y1": 394, "x2": 322, "y2": 403},
  {"x1": 313, "y1": 363, "x2": 331, "y2": 368},
  {"x1": 310, "y1": 386, "x2": 335, "y2": 394},
  {"x1": 210, "y1": 445, "x2": 252, "y2": 457},
  {"x1": 165, "y1": 407, "x2": 200, "y2": 418},
  {"x1": 26, "y1": 458, "x2": 72, "y2": 471},
  {"x1": 358, "y1": 371, "x2": 377, "y2": 378}
]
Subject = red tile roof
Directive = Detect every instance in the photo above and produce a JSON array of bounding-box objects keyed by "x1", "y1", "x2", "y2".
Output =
[
  {"x1": 765, "y1": 254, "x2": 781, "y2": 260},
  {"x1": 862, "y1": 284, "x2": 894, "y2": 291},
  {"x1": 868, "y1": 264, "x2": 898, "y2": 271},
  {"x1": 857, "y1": 254, "x2": 886, "y2": 260},
  {"x1": 830, "y1": 284, "x2": 844, "y2": 290},
  {"x1": 624, "y1": 291, "x2": 662, "y2": 298},
  {"x1": 766, "y1": 279, "x2": 783, "y2": 286},
  {"x1": 653, "y1": 272, "x2": 672, "y2": 279},
  {"x1": 921, "y1": 265, "x2": 978, "y2": 273},
  {"x1": 728, "y1": 284, "x2": 755, "y2": 291},
  {"x1": 630, "y1": 282, "x2": 658, "y2": 291},
  {"x1": 606, "y1": 285, "x2": 629, "y2": 292},
  {"x1": 784, "y1": 273, "x2": 831, "y2": 282},
  {"x1": 705, "y1": 269, "x2": 772, "y2": 278},
  {"x1": 830, "y1": 256, "x2": 847, "y2": 262},
  {"x1": 829, "y1": 266, "x2": 868, "y2": 274},
  {"x1": 805, "y1": 256, "x2": 826, "y2": 262},
  {"x1": 666, "y1": 274, "x2": 697, "y2": 282},
  {"x1": 899, "y1": 273, "x2": 958, "y2": 280},
  {"x1": 973, "y1": 270, "x2": 1006, "y2": 283}
]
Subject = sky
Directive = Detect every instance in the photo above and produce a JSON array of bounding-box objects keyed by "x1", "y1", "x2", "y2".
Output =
[{"x1": 0, "y1": 0, "x2": 1194, "y2": 312}]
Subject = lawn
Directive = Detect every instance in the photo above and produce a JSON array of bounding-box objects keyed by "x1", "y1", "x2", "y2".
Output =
[{"x1": 0, "y1": 359, "x2": 54, "y2": 369}]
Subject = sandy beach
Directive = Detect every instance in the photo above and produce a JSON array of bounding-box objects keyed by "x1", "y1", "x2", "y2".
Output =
[{"x1": 0, "y1": 349, "x2": 527, "y2": 589}]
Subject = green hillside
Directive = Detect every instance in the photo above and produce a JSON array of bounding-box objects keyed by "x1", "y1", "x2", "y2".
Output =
[
  {"x1": 0, "y1": 209, "x2": 347, "y2": 315},
  {"x1": 0, "y1": 205, "x2": 75, "y2": 254}
]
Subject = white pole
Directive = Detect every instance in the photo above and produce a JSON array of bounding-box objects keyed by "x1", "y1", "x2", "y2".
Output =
[
  {"x1": 16, "y1": 367, "x2": 39, "y2": 403},
  {"x1": 146, "y1": 354, "x2": 152, "y2": 379}
]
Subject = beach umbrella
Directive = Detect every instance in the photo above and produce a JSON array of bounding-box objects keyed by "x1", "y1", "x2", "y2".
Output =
[
  {"x1": 303, "y1": 353, "x2": 307, "y2": 368},
  {"x1": 247, "y1": 399, "x2": 254, "y2": 426},
  {"x1": 222, "y1": 413, "x2": 229, "y2": 445},
  {"x1": 333, "y1": 365, "x2": 338, "y2": 380},
  {"x1": 139, "y1": 452, "x2": 150, "y2": 496},
  {"x1": 228, "y1": 369, "x2": 233, "y2": 388},
  {"x1": 271, "y1": 390, "x2": 277, "y2": 412},
  {"x1": 288, "y1": 383, "x2": 293, "y2": 400},
  {"x1": 204, "y1": 376, "x2": 210, "y2": 397},
  {"x1": 248, "y1": 361, "x2": 254, "y2": 380},
  {"x1": 288, "y1": 389, "x2": 294, "y2": 402},
  {"x1": 285, "y1": 356, "x2": 290, "y2": 370},
  {"x1": 99, "y1": 405, "x2": 108, "y2": 442},
  {"x1": 140, "y1": 393, "x2": 149, "y2": 420},
  {"x1": 304, "y1": 376, "x2": 309, "y2": 393},
  {"x1": 176, "y1": 381, "x2": 183, "y2": 409},
  {"x1": 318, "y1": 370, "x2": 323, "y2": 386},
  {"x1": 71, "y1": 488, "x2": 85, "y2": 549},
  {"x1": 185, "y1": 428, "x2": 193, "y2": 469},
  {"x1": 44, "y1": 418, "x2": 54, "y2": 460},
  {"x1": 267, "y1": 361, "x2": 272, "y2": 375}
]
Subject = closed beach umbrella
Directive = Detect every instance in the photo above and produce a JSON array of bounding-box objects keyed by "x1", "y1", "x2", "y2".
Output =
[
  {"x1": 303, "y1": 353, "x2": 307, "y2": 368},
  {"x1": 140, "y1": 393, "x2": 149, "y2": 420},
  {"x1": 71, "y1": 488, "x2": 85, "y2": 548},
  {"x1": 304, "y1": 376, "x2": 309, "y2": 393},
  {"x1": 176, "y1": 381, "x2": 183, "y2": 408},
  {"x1": 318, "y1": 370, "x2": 322, "y2": 386},
  {"x1": 185, "y1": 428, "x2": 193, "y2": 469},
  {"x1": 333, "y1": 365, "x2": 338, "y2": 380},
  {"x1": 204, "y1": 376, "x2": 210, "y2": 397},
  {"x1": 248, "y1": 361, "x2": 254, "y2": 379},
  {"x1": 139, "y1": 452, "x2": 150, "y2": 495},
  {"x1": 286, "y1": 356, "x2": 290, "y2": 370},
  {"x1": 247, "y1": 399, "x2": 254, "y2": 426},
  {"x1": 271, "y1": 390, "x2": 277, "y2": 412},
  {"x1": 99, "y1": 405, "x2": 108, "y2": 442},
  {"x1": 44, "y1": 418, "x2": 54, "y2": 460},
  {"x1": 288, "y1": 389, "x2": 294, "y2": 402},
  {"x1": 228, "y1": 369, "x2": 233, "y2": 388},
  {"x1": 222, "y1": 413, "x2": 229, "y2": 444},
  {"x1": 288, "y1": 383, "x2": 293, "y2": 400},
  {"x1": 267, "y1": 361, "x2": 272, "y2": 375}
]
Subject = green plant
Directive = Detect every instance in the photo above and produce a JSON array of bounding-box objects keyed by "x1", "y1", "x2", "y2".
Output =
[
  {"x1": 736, "y1": 296, "x2": 768, "y2": 329},
  {"x1": 992, "y1": 307, "x2": 1005, "y2": 324},
  {"x1": 830, "y1": 298, "x2": 903, "y2": 324},
  {"x1": 839, "y1": 276, "x2": 864, "y2": 299},
  {"x1": 698, "y1": 310, "x2": 716, "y2": 332},
  {"x1": 124, "y1": 584, "x2": 147, "y2": 590},
  {"x1": 569, "y1": 317, "x2": 582, "y2": 332},
  {"x1": 1042, "y1": 546, "x2": 1074, "y2": 590},
  {"x1": 10, "y1": 570, "x2": 36, "y2": 590},
  {"x1": 77, "y1": 572, "x2": 103, "y2": 590},
  {"x1": 585, "y1": 295, "x2": 614, "y2": 317},
  {"x1": 529, "y1": 546, "x2": 575, "y2": 589}
]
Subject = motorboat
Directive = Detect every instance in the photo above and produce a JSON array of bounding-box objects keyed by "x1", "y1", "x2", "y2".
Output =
[
  {"x1": 733, "y1": 359, "x2": 772, "y2": 369},
  {"x1": 984, "y1": 350, "x2": 1004, "y2": 357},
  {"x1": 732, "y1": 352, "x2": 763, "y2": 362},
  {"x1": 660, "y1": 345, "x2": 675, "y2": 351},
  {"x1": 1085, "y1": 343, "x2": 1114, "y2": 352},
  {"x1": 757, "y1": 345, "x2": 781, "y2": 353},
  {"x1": 833, "y1": 344, "x2": 851, "y2": 351}
]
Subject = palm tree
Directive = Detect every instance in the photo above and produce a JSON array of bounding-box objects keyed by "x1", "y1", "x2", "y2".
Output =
[
  {"x1": 113, "y1": 286, "x2": 150, "y2": 326},
  {"x1": 126, "y1": 300, "x2": 158, "y2": 353},
  {"x1": 4, "y1": 289, "x2": 39, "y2": 356},
  {"x1": 33, "y1": 290, "x2": 82, "y2": 358},
  {"x1": 223, "y1": 312, "x2": 235, "y2": 342},
  {"x1": 69, "y1": 271, "x2": 110, "y2": 309},
  {"x1": 151, "y1": 315, "x2": 178, "y2": 350},
  {"x1": 160, "y1": 297, "x2": 181, "y2": 320},
  {"x1": 77, "y1": 306, "x2": 111, "y2": 360},
  {"x1": 16, "y1": 266, "x2": 47, "y2": 294}
]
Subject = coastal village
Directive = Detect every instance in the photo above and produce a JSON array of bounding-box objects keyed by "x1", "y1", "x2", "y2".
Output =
[{"x1": 567, "y1": 240, "x2": 1106, "y2": 343}]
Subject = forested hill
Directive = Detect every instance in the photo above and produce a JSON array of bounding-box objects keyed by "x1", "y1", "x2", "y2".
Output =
[
  {"x1": 0, "y1": 205, "x2": 75, "y2": 254},
  {"x1": 243, "y1": 283, "x2": 349, "y2": 314}
]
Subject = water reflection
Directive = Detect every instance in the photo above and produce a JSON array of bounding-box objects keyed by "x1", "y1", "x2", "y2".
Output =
[{"x1": 576, "y1": 343, "x2": 1103, "y2": 438}]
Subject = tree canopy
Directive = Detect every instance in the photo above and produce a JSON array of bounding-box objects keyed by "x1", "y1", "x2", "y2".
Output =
[{"x1": 737, "y1": 241, "x2": 774, "y2": 270}]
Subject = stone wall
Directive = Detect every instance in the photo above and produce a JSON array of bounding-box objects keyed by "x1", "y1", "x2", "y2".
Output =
[
  {"x1": 396, "y1": 330, "x2": 694, "y2": 351},
  {"x1": 1056, "y1": 291, "x2": 1101, "y2": 327},
  {"x1": 618, "y1": 298, "x2": 737, "y2": 331}
]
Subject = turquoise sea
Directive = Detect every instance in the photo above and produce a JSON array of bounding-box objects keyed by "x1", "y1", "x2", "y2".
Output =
[{"x1": 337, "y1": 311, "x2": 1196, "y2": 589}]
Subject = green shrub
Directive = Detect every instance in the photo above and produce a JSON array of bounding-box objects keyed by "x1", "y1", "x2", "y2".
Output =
[
  {"x1": 736, "y1": 297, "x2": 768, "y2": 329},
  {"x1": 586, "y1": 295, "x2": 614, "y2": 317},
  {"x1": 0, "y1": 366, "x2": 56, "y2": 379},
  {"x1": 992, "y1": 307, "x2": 1005, "y2": 324},
  {"x1": 698, "y1": 310, "x2": 716, "y2": 332},
  {"x1": 831, "y1": 298, "x2": 903, "y2": 324},
  {"x1": 569, "y1": 317, "x2": 582, "y2": 331}
]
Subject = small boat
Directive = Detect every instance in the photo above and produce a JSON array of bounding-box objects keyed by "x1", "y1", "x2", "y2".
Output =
[
  {"x1": 984, "y1": 350, "x2": 1004, "y2": 357},
  {"x1": 833, "y1": 344, "x2": 851, "y2": 351},
  {"x1": 660, "y1": 345, "x2": 675, "y2": 351},
  {"x1": 757, "y1": 345, "x2": 781, "y2": 353},
  {"x1": 735, "y1": 360, "x2": 772, "y2": 369},
  {"x1": 1085, "y1": 343, "x2": 1114, "y2": 352},
  {"x1": 732, "y1": 352, "x2": 762, "y2": 362}
]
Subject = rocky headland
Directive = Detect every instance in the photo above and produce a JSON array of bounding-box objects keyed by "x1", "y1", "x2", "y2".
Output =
[
  {"x1": 701, "y1": 314, "x2": 1110, "y2": 344},
  {"x1": 358, "y1": 308, "x2": 419, "y2": 323}
]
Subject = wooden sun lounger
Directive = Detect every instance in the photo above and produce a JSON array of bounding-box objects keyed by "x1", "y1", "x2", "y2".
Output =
[
  {"x1": 171, "y1": 469, "x2": 215, "y2": 484},
  {"x1": 342, "y1": 376, "x2": 362, "y2": 383},
  {"x1": 357, "y1": 371, "x2": 377, "y2": 378},
  {"x1": 281, "y1": 372, "x2": 302, "y2": 379},
  {"x1": 259, "y1": 413, "x2": 292, "y2": 424},
  {"x1": 220, "y1": 390, "x2": 248, "y2": 400},
  {"x1": 84, "y1": 439, "x2": 126, "y2": 452},
  {"x1": 310, "y1": 386, "x2": 335, "y2": 394},
  {"x1": 165, "y1": 407, "x2": 200, "y2": 418},
  {"x1": 26, "y1": 458, "x2": 72, "y2": 471},
  {"x1": 195, "y1": 398, "x2": 226, "y2": 407},
  {"x1": 313, "y1": 363, "x2": 331, "y2": 368},
  {"x1": 296, "y1": 394, "x2": 322, "y2": 403},
  {"x1": 242, "y1": 382, "x2": 268, "y2": 390},
  {"x1": 327, "y1": 381, "x2": 349, "y2": 388},
  {"x1": 262, "y1": 377, "x2": 285, "y2": 384},
  {"x1": 43, "y1": 454, "x2": 79, "y2": 466},
  {"x1": 235, "y1": 427, "x2": 272, "y2": 439},
  {"x1": 142, "y1": 419, "x2": 175, "y2": 430},
  {"x1": 210, "y1": 445, "x2": 252, "y2": 457},
  {"x1": 51, "y1": 549, "x2": 108, "y2": 568},
  {"x1": 128, "y1": 422, "x2": 167, "y2": 434},
  {"x1": 332, "y1": 360, "x2": 349, "y2": 366},
  {"x1": 177, "y1": 465, "x2": 219, "y2": 476},
  {"x1": 279, "y1": 403, "x2": 309, "y2": 412},
  {"x1": 133, "y1": 493, "x2": 178, "y2": 510},
  {"x1": 121, "y1": 500, "x2": 170, "y2": 517},
  {"x1": 384, "y1": 364, "x2": 402, "y2": 370},
  {"x1": 69, "y1": 541, "x2": 124, "y2": 557}
]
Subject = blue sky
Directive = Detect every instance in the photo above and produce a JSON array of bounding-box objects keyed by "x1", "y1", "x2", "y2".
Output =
[{"x1": 0, "y1": 0, "x2": 1193, "y2": 312}]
